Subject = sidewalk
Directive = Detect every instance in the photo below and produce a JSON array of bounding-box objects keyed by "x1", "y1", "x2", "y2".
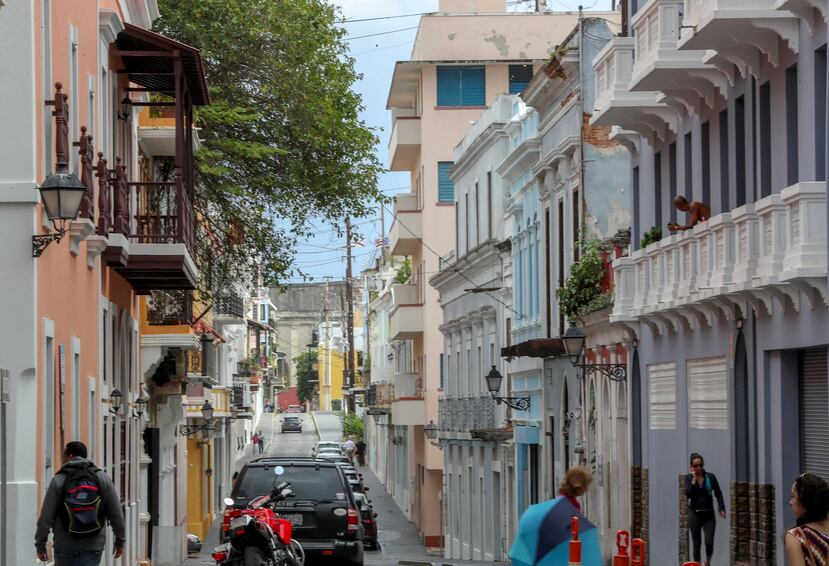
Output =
[{"x1": 360, "y1": 464, "x2": 508, "y2": 566}]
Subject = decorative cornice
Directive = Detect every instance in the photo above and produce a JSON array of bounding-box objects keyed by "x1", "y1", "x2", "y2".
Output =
[{"x1": 99, "y1": 9, "x2": 124, "y2": 44}]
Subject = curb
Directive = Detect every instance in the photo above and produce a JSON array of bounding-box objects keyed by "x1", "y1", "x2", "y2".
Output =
[{"x1": 310, "y1": 411, "x2": 320, "y2": 440}]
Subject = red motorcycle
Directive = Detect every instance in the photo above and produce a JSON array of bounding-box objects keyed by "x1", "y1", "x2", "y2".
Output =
[{"x1": 212, "y1": 480, "x2": 305, "y2": 566}]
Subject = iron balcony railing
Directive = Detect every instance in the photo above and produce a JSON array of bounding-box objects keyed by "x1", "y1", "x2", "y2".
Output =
[
  {"x1": 214, "y1": 293, "x2": 246, "y2": 319},
  {"x1": 438, "y1": 395, "x2": 498, "y2": 432}
]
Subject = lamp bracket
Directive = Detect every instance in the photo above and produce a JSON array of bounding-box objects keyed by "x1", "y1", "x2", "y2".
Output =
[
  {"x1": 575, "y1": 363, "x2": 627, "y2": 382},
  {"x1": 32, "y1": 228, "x2": 65, "y2": 257},
  {"x1": 493, "y1": 395, "x2": 531, "y2": 411},
  {"x1": 179, "y1": 423, "x2": 213, "y2": 437}
]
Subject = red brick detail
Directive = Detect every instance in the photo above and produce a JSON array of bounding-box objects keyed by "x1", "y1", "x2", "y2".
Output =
[{"x1": 582, "y1": 113, "x2": 618, "y2": 149}]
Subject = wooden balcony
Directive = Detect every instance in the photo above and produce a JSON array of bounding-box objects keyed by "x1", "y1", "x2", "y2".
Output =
[{"x1": 98, "y1": 24, "x2": 210, "y2": 292}]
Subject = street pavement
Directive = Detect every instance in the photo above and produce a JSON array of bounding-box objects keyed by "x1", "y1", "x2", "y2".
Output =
[{"x1": 186, "y1": 411, "x2": 506, "y2": 566}]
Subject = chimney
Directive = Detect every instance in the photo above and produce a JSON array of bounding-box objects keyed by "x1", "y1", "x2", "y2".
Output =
[{"x1": 438, "y1": 0, "x2": 507, "y2": 13}]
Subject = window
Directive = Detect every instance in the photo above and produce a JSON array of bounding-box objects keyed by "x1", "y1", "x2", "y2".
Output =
[
  {"x1": 684, "y1": 133, "x2": 693, "y2": 201},
  {"x1": 687, "y1": 357, "x2": 728, "y2": 429},
  {"x1": 474, "y1": 182, "x2": 480, "y2": 246},
  {"x1": 437, "y1": 66, "x2": 485, "y2": 106},
  {"x1": 440, "y1": 353, "x2": 444, "y2": 389},
  {"x1": 786, "y1": 64, "x2": 799, "y2": 185},
  {"x1": 557, "y1": 199, "x2": 565, "y2": 334},
  {"x1": 486, "y1": 172, "x2": 492, "y2": 239},
  {"x1": 572, "y1": 187, "x2": 580, "y2": 262},
  {"x1": 735, "y1": 95, "x2": 746, "y2": 207},
  {"x1": 654, "y1": 152, "x2": 663, "y2": 228},
  {"x1": 719, "y1": 109, "x2": 729, "y2": 213},
  {"x1": 669, "y1": 142, "x2": 677, "y2": 223},
  {"x1": 438, "y1": 161, "x2": 455, "y2": 202},
  {"x1": 260, "y1": 304, "x2": 266, "y2": 321},
  {"x1": 759, "y1": 81, "x2": 772, "y2": 197},
  {"x1": 701, "y1": 122, "x2": 711, "y2": 208},
  {"x1": 815, "y1": 46, "x2": 826, "y2": 181},
  {"x1": 509, "y1": 64, "x2": 533, "y2": 94},
  {"x1": 73, "y1": 344, "x2": 80, "y2": 439},
  {"x1": 88, "y1": 384, "x2": 96, "y2": 461},
  {"x1": 464, "y1": 192, "x2": 469, "y2": 253},
  {"x1": 648, "y1": 362, "x2": 676, "y2": 430}
]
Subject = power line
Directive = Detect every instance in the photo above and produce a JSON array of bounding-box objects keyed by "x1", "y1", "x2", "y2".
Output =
[
  {"x1": 344, "y1": 26, "x2": 419, "y2": 41},
  {"x1": 337, "y1": 11, "x2": 430, "y2": 23},
  {"x1": 381, "y1": 202, "x2": 521, "y2": 318}
]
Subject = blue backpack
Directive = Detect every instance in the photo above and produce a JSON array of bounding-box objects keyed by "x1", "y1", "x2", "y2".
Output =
[{"x1": 59, "y1": 464, "x2": 104, "y2": 537}]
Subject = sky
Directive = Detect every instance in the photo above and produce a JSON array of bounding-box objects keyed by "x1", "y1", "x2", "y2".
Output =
[{"x1": 288, "y1": 0, "x2": 615, "y2": 283}]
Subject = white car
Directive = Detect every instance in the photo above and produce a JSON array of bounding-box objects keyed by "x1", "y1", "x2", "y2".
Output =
[{"x1": 311, "y1": 441, "x2": 342, "y2": 457}]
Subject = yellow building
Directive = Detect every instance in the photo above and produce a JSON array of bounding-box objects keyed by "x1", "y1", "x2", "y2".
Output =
[{"x1": 316, "y1": 315, "x2": 361, "y2": 411}]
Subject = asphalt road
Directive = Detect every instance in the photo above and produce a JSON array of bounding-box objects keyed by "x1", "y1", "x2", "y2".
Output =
[{"x1": 188, "y1": 411, "x2": 505, "y2": 566}]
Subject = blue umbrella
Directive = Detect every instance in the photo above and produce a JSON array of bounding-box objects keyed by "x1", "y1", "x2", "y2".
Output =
[{"x1": 509, "y1": 497, "x2": 603, "y2": 566}]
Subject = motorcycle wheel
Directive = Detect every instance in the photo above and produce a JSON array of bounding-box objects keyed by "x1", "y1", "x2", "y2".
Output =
[{"x1": 243, "y1": 546, "x2": 269, "y2": 566}]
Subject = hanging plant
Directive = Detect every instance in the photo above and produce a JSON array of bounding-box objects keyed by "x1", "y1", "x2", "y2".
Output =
[
  {"x1": 556, "y1": 240, "x2": 609, "y2": 319},
  {"x1": 639, "y1": 225, "x2": 663, "y2": 249}
]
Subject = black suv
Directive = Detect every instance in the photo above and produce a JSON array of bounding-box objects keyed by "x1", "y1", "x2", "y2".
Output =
[{"x1": 228, "y1": 457, "x2": 364, "y2": 565}]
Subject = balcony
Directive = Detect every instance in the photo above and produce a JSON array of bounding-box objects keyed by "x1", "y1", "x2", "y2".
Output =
[
  {"x1": 147, "y1": 290, "x2": 192, "y2": 325},
  {"x1": 775, "y1": 0, "x2": 827, "y2": 34},
  {"x1": 391, "y1": 372, "x2": 424, "y2": 426},
  {"x1": 389, "y1": 283, "x2": 423, "y2": 340},
  {"x1": 612, "y1": 182, "x2": 827, "y2": 332},
  {"x1": 388, "y1": 111, "x2": 421, "y2": 171},
  {"x1": 630, "y1": 0, "x2": 728, "y2": 113},
  {"x1": 214, "y1": 292, "x2": 246, "y2": 320},
  {"x1": 437, "y1": 396, "x2": 497, "y2": 433},
  {"x1": 389, "y1": 193, "x2": 422, "y2": 256},
  {"x1": 99, "y1": 24, "x2": 209, "y2": 292},
  {"x1": 677, "y1": 0, "x2": 799, "y2": 73},
  {"x1": 590, "y1": 37, "x2": 678, "y2": 143}
]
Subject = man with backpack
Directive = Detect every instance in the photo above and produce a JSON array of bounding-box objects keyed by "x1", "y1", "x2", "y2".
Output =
[{"x1": 35, "y1": 441, "x2": 125, "y2": 565}]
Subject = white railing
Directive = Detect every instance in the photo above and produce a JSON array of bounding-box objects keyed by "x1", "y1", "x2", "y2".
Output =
[
  {"x1": 613, "y1": 182, "x2": 827, "y2": 320},
  {"x1": 593, "y1": 37, "x2": 636, "y2": 115},
  {"x1": 633, "y1": 0, "x2": 683, "y2": 63},
  {"x1": 438, "y1": 396, "x2": 497, "y2": 432}
]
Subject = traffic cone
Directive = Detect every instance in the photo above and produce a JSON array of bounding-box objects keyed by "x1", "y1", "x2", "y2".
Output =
[
  {"x1": 568, "y1": 516, "x2": 581, "y2": 566},
  {"x1": 613, "y1": 530, "x2": 630, "y2": 566},
  {"x1": 630, "y1": 538, "x2": 646, "y2": 566}
]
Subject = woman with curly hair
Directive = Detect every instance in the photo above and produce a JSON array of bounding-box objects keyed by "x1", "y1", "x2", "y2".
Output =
[{"x1": 786, "y1": 473, "x2": 829, "y2": 566}]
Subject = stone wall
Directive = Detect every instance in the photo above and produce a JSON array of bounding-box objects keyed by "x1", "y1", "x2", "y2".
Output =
[
  {"x1": 678, "y1": 474, "x2": 688, "y2": 564},
  {"x1": 631, "y1": 466, "x2": 649, "y2": 565}
]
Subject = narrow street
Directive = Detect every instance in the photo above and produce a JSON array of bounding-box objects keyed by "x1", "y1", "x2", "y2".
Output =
[{"x1": 187, "y1": 412, "x2": 506, "y2": 566}]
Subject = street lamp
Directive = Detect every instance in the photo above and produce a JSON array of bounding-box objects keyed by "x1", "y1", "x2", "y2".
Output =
[
  {"x1": 180, "y1": 400, "x2": 216, "y2": 437},
  {"x1": 484, "y1": 366, "x2": 530, "y2": 411},
  {"x1": 423, "y1": 420, "x2": 441, "y2": 448},
  {"x1": 32, "y1": 160, "x2": 87, "y2": 257},
  {"x1": 109, "y1": 389, "x2": 123, "y2": 415},
  {"x1": 133, "y1": 395, "x2": 148, "y2": 418},
  {"x1": 562, "y1": 323, "x2": 627, "y2": 382}
]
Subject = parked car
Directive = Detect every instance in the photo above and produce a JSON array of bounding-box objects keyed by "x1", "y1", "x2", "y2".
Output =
[
  {"x1": 281, "y1": 415, "x2": 302, "y2": 433},
  {"x1": 348, "y1": 479, "x2": 368, "y2": 495},
  {"x1": 287, "y1": 405, "x2": 303, "y2": 413},
  {"x1": 311, "y1": 441, "x2": 342, "y2": 457},
  {"x1": 226, "y1": 457, "x2": 364, "y2": 565},
  {"x1": 317, "y1": 454, "x2": 351, "y2": 466},
  {"x1": 353, "y1": 493, "x2": 378, "y2": 550}
]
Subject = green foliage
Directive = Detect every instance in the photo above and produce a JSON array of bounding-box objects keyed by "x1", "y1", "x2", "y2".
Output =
[
  {"x1": 639, "y1": 226, "x2": 663, "y2": 249},
  {"x1": 394, "y1": 258, "x2": 412, "y2": 284},
  {"x1": 154, "y1": 0, "x2": 384, "y2": 290},
  {"x1": 294, "y1": 351, "x2": 318, "y2": 404},
  {"x1": 339, "y1": 411, "x2": 364, "y2": 440},
  {"x1": 556, "y1": 240, "x2": 607, "y2": 320},
  {"x1": 581, "y1": 291, "x2": 614, "y2": 315}
]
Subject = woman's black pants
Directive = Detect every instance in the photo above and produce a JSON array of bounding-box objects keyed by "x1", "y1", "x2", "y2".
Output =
[{"x1": 688, "y1": 508, "x2": 716, "y2": 561}]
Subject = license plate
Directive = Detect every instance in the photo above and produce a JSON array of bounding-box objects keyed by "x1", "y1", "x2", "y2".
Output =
[
  {"x1": 278, "y1": 513, "x2": 303, "y2": 526},
  {"x1": 230, "y1": 516, "x2": 249, "y2": 530}
]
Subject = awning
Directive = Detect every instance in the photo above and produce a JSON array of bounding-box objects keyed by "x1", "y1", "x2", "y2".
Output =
[
  {"x1": 192, "y1": 319, "x2": 226, "y2": 343},
  {"x1": 115, "y1": 23, "x2": 210, "y2": 105},
  {"x1": 501, "y1": 338, "x2": 565, "y2": 360}
]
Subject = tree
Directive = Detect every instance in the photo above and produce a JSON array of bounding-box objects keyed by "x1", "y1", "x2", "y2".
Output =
[
  {"x1": 153, "y1": 0, "x2": 384, "y2": 290},
  {"x1": 295, "y1": 351, "x2": 318, "y2": 404}
]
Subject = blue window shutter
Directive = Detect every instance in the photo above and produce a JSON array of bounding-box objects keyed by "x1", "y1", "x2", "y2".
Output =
[
  {"x1": 438, "y1": 162, "x2": 455, "y2": 202},
  {"x1": 437, "y1": 66, "x2": 461, "y2": 106},
  {"x1": 440, "y1": 353, "x2": 444, "y2": 388},
  {"x1": 509, "y1": 64, "x2": 533, "y2": 94},
  {"x1": 461, "y1": 66, "x2": 486, "y2": 106}
]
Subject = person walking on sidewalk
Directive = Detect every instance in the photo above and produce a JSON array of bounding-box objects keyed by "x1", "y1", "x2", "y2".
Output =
[
  {"x1": 355, "y1": 439, "x2": 366, "y2": 466},
  {"x1": 251, "y1": 432, "x2": 260, "y2": 454},
  {"x1": 785, "y1": 472, "x2": 829, "y2": 565},
  {"x1": 257, "y1": 430, "x2": 265, "y2": 454},
  {"x1": 685, "y1": 452, "x2": 726, "y2": 566},
  {"x1": 342, "y1": 436, "x2": 356, "y2": 464},
  {"x1": 35, "y1": 441, "x2": 125, "y2": 566}
]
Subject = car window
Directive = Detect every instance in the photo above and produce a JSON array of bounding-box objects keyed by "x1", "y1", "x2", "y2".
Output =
[{"x1": 236, "y1": 465, "x2": 345, "y2": 502}]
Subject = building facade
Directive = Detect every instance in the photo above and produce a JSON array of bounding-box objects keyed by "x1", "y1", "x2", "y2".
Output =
[
  {"x1": 431, "y1": 94, "x2": 515, "y2": 562},
  {"x1": 386, "y1": 0, "x2": 581, "y2": 548},
  {"x1": 595, "y1": 1, "x2": 829, "y2": 563}
]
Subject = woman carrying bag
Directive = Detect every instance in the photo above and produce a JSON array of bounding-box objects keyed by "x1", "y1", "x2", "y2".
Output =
[{"x1": 685, "y1": 452, "x2": 726, "y2": 566}]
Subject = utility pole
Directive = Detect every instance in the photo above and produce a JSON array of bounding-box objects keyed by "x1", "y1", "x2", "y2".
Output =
[{"x1": 345, "y1": 217, "x2": 356, "y2": 413}]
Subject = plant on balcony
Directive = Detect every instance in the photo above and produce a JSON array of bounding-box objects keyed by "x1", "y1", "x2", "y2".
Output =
[
  {"x1": 557, "y1": 240, "x2": 610, "y2": 319},
  {"x1": 154, "y1": 0, "x2": 386, "y2": 290},
  {"x1": 394, "y1": 258, "x2": 411, "y2": 284},
  {"x1": 639, "y1": 225, "x2": 663, "y2": 249}
]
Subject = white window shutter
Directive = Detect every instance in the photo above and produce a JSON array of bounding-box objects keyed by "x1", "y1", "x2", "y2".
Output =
[
  {"x1": 687, "y1": 357, "x2": 728, "y2": 430},
  {"x1": 648, "y1": 362, "x2": 676, "y2": 430}
]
